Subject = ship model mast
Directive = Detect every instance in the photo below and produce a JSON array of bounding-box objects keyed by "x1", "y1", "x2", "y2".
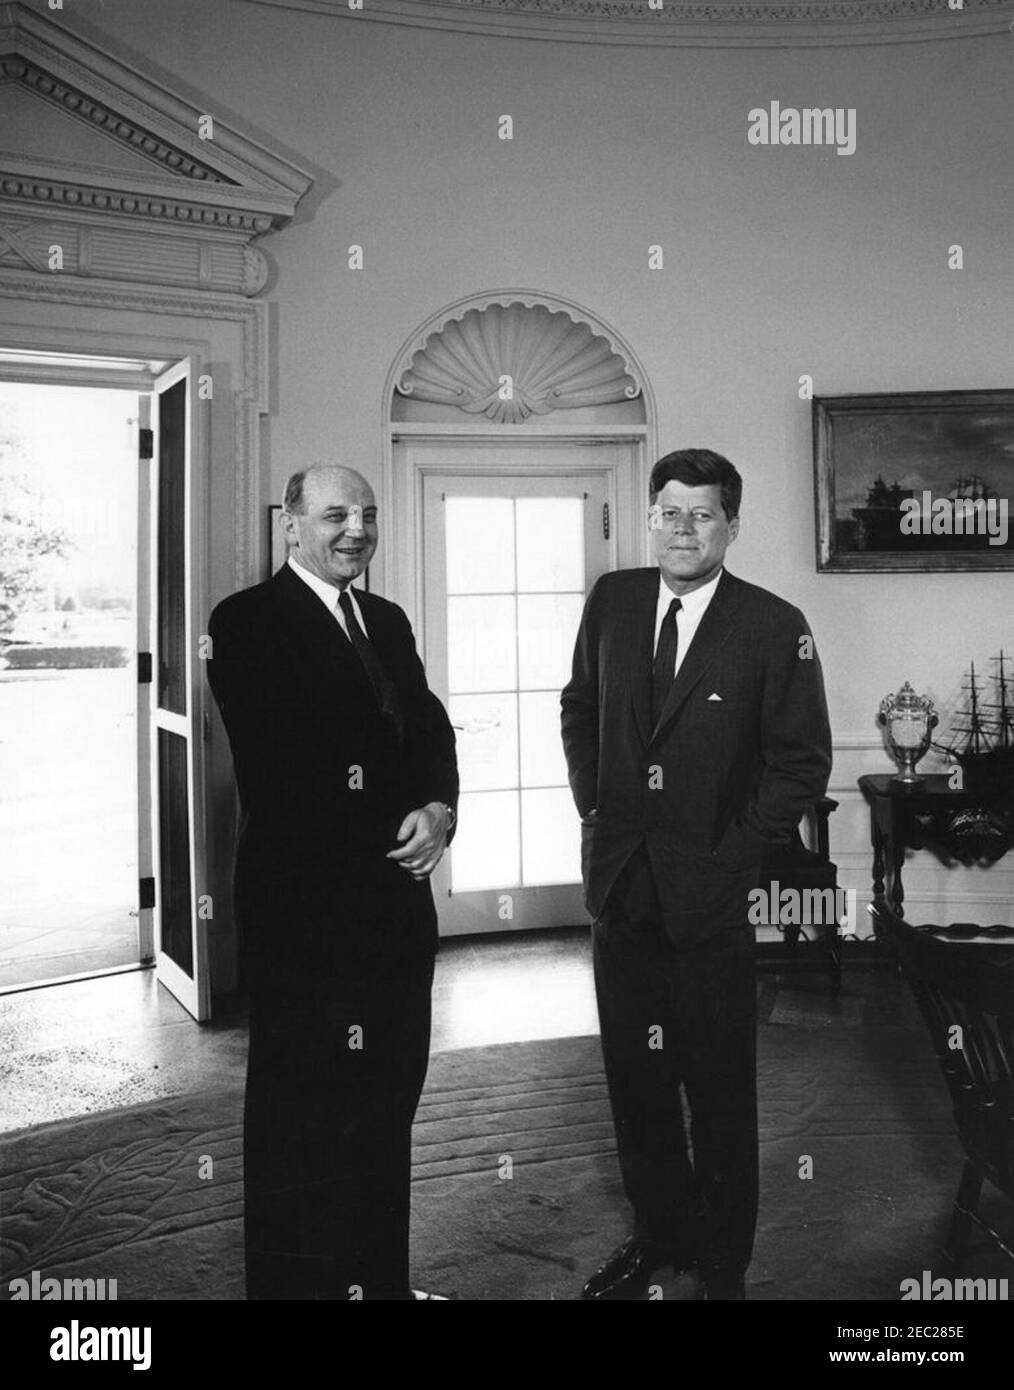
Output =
[
  {"x1": 935, "y1": 652, "x2": 1014, "y2": 808},
  {"x1": 982, "y1": 650, "x2": 1014, "y2": 752}
]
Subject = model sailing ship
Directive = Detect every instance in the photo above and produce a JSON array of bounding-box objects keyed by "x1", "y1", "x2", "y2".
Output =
[
  {"x1": 936, "y1": 653, "x2": 1014, "y2": 797},
  {"x1": 932, "y1": 653, "x2": 1014, "y2": 861}
]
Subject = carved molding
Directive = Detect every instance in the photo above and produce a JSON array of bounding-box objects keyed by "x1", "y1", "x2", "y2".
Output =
[
  {"x1": 383, "y1": 0, "x2": 1007, "y2": 15},
  {"x1": 390, "y1": 288, "x2": 652, "y2": 417},
  {"x1": 245, "y1": 0, "x2": 1013, "y2": 46},
  {"x1": 0, "y1": 269, "x2": 268, "y2": 591},
  {"x1": 396, "y1": 301, "x2": 640, "y2": 424},
  {"x1": 0, "y1": 216, "x2": 47, "y2": 271},
  {"x1": 0, "y1": 209, "x2": 274, "y2": 296},
  {"x1": 0, "y1": 174, "x2": 274, "y2": 234},
  {"x1": 0, "y1": 3, "x2": 314, "y2": 293}
]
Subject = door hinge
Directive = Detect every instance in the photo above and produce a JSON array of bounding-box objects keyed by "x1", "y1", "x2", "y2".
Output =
[
  {"x1": 138, "y1": 427, "x2": 154, "y2": 461},
  {"x1": 139, "y1": 877, "x2": 156, "y2": 910},
  {"x1": 602, "y1": 502, "x2": 610, "y2": 539},
  {"x1": 138, "y1": 651, "x2": 152, "y2": 684}
]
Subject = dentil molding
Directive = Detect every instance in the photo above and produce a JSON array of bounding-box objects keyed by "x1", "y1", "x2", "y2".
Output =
[{"x1": 0, "y1": 3, "x2": 313, "y2": 296}]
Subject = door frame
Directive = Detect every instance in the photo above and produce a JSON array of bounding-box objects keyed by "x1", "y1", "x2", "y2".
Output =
[
  {"x1": 378, "y1": 289, "x2": 658, "y2": 609},
  {"x1": 0, "y1": 345, "x2": 209, "y2": 1012},
  {"x1": 0, "y1": 365, "x2": 153, "y2": 989},
  {"x1": 420, "y1": 466, "x2": 614, "y2": 935},
  {"x1": 0, "y1": 278, "x2": 262, "y2": 1009},
  {"x1": 386, "y1": 429, "x2": 648, "y2": 637},
  {"x1": 147, "y1": 355, "x2": 211, "y2": 1019}
]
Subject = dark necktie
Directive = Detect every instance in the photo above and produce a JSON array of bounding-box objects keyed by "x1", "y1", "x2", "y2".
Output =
[
  {"x1": 338, "y1": 590, "x2": 403, "y2": 743},
  {"x1": 651, "y1": 596, "x2": 682, "y2": 727}
]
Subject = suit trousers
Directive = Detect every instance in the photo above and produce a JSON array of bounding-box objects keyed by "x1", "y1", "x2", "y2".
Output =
[
  {"x1": 592, "y1": 845, "x2": 758, "y2": 1274},
  {"x1": 243, "y1": 950, "x2": 434, "y2": 1300}
]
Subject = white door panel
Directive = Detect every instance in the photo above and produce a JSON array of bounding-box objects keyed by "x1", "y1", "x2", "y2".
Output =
[
  {"x1": 423, "y1": 461, "x2": 615, "y2": 935},
  {"x1": 147, "y1": 358, "x2": 210, "y2": 1018}
]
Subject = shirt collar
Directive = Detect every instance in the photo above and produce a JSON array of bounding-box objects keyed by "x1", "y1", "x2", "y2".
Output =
[
  {"x1": 288, "y1": 554, "x2": 350, "y2": 612},
  {"x1": 656, "y1": 566, "x2": 723, "y2": 618}
]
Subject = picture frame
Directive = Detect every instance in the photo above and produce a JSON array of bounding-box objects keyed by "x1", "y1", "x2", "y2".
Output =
[
  {"x1": 267, "y1": 505, "x2": 370, "y2": 589},
  {"x1": 813, "y1": 390, "x2": 1014, "y2": 572}
]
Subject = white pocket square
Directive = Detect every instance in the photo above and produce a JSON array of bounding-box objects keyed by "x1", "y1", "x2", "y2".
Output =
[{"x1": 707, "y1": 692, "x2": 723, "y2": 701}]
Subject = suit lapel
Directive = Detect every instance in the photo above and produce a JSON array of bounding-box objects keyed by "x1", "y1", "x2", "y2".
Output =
[
  {"x1": 270, "y1": 564, "x2": 373, "y2": 698},
  {"x1": 624, "y1": 570, "x2": 659, "y2": 747},
  {"x1": 649, "y1": 569, "x2": 741, "y2": 744}
]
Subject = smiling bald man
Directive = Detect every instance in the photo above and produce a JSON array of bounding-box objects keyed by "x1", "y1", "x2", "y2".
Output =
[{"x1": 207, "y1": 464, "x2": 458, "y2": 1300}]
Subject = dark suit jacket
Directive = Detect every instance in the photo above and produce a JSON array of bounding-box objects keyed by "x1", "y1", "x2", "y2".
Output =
[
  {"x1": 561, "y1": 567, "x2": 832, "y2": 949},
  {"x1": 207, "y1": 564, "x2": 458, "y2": 982}
]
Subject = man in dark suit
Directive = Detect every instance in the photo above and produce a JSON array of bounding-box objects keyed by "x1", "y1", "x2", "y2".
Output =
[
  {"x1": 207, "y1": 464, "x2": 458, "y2": 1301},
  {"x1": 561, "y1": 448, "x2": 832, "y2": 1300}
]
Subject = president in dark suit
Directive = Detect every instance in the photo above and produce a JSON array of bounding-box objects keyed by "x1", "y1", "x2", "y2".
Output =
[
  {"x1": 561, "y1": 449, "x2": 832, "y2": 1300},
  {"x1": 207, "y1": 464, "x2": 458, "y2": 1301}
]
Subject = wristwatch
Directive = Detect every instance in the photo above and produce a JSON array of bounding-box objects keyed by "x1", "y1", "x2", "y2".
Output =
[{"x1": 439, "y1": 802, "x2": 457, "y2": 831}]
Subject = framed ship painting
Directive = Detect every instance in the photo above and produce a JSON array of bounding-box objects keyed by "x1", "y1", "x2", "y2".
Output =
[{"x1": 813, "y1": 390, "x2": 1014, "y2": 572}]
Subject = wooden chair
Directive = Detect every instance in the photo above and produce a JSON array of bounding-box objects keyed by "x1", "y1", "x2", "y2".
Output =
[
  {"x1": 754, "y1": 796, "x2": 842, "y2": 994},
  {"x1": 870, "y1": 902, "x2": 1014, "y2": 1270}
]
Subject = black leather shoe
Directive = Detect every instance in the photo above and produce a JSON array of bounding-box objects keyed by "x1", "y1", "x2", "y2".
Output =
[
  {"x1": 581, "y1": 1237, "x2": 692, "y2": 1300},
  {"x1": 700, "y1": 1268, "x2": 746, "y2": 1300}
]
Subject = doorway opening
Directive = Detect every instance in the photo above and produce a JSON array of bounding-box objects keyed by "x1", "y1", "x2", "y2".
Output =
[
  {"x1": 384, "y1": 293, "x2": 655, "y2": 939},
  {"x1": 0, "y1": 381, "x2": 141, "y2": 989},
  {"x1": 393, "y1": 435, "x2": 645, "y2": 935},
  {"x1": 0, "y1": 352, "x2": 209, "y2": 1018},
  {"x1": 421, "y1": 449, "x2": 622, "y2": 934}
]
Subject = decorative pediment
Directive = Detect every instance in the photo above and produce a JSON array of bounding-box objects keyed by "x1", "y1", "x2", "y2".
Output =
[
  {"x1": 396, "y1": 301, "x2": 641, "y2": 424},
  {"x1": 0, "y1": 2, "x2": 314, "y2": 295}
]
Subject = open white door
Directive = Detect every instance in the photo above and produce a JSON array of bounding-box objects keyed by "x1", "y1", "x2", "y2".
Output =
[
  {"x1": 144, "y1": 358, "x2": 210, "y2": 1019},
  {"x1": 134, "y1": 393, "x2": 155, "y2": 968}
]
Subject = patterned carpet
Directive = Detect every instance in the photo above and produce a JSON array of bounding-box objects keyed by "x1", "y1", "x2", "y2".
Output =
[{"x1": 0, "y1": 1022, "x2": 1002, "y2": 1301}]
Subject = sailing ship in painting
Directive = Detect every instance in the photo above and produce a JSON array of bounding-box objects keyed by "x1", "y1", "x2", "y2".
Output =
[{"x1": 839, "y1": 474, "x2": 1011, "y2": 553}]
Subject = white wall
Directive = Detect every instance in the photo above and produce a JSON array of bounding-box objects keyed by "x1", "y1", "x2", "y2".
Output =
[{"x1": 72, "y1": 0, "x2": 1014, "y2": 935}]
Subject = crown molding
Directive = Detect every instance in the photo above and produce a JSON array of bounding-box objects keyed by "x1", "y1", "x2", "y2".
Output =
[
  {"x1": 243, "y1": 0, "x2": 1014, "y2": 48},
  {"x1": 0, "y1": 3, "x2": 313, "y2": 293}
]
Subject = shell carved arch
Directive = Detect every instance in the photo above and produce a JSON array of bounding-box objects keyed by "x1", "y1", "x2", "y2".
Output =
[{"x1": 394, "y1": 299, "x2": 642, "y2": 425}]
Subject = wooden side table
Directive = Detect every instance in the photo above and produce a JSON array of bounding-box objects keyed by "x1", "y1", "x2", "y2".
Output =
[{"x1": 857, "y1": 773, "x2": 978, "y2": 918}]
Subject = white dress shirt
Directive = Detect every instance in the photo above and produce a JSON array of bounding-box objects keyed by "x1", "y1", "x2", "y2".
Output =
[
  {"x1": 653, "y1": 568, "x2": 722, "y2": 678},
  {"x1": 287, "y1": 555, "x2": 367, "y2": 637}
]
